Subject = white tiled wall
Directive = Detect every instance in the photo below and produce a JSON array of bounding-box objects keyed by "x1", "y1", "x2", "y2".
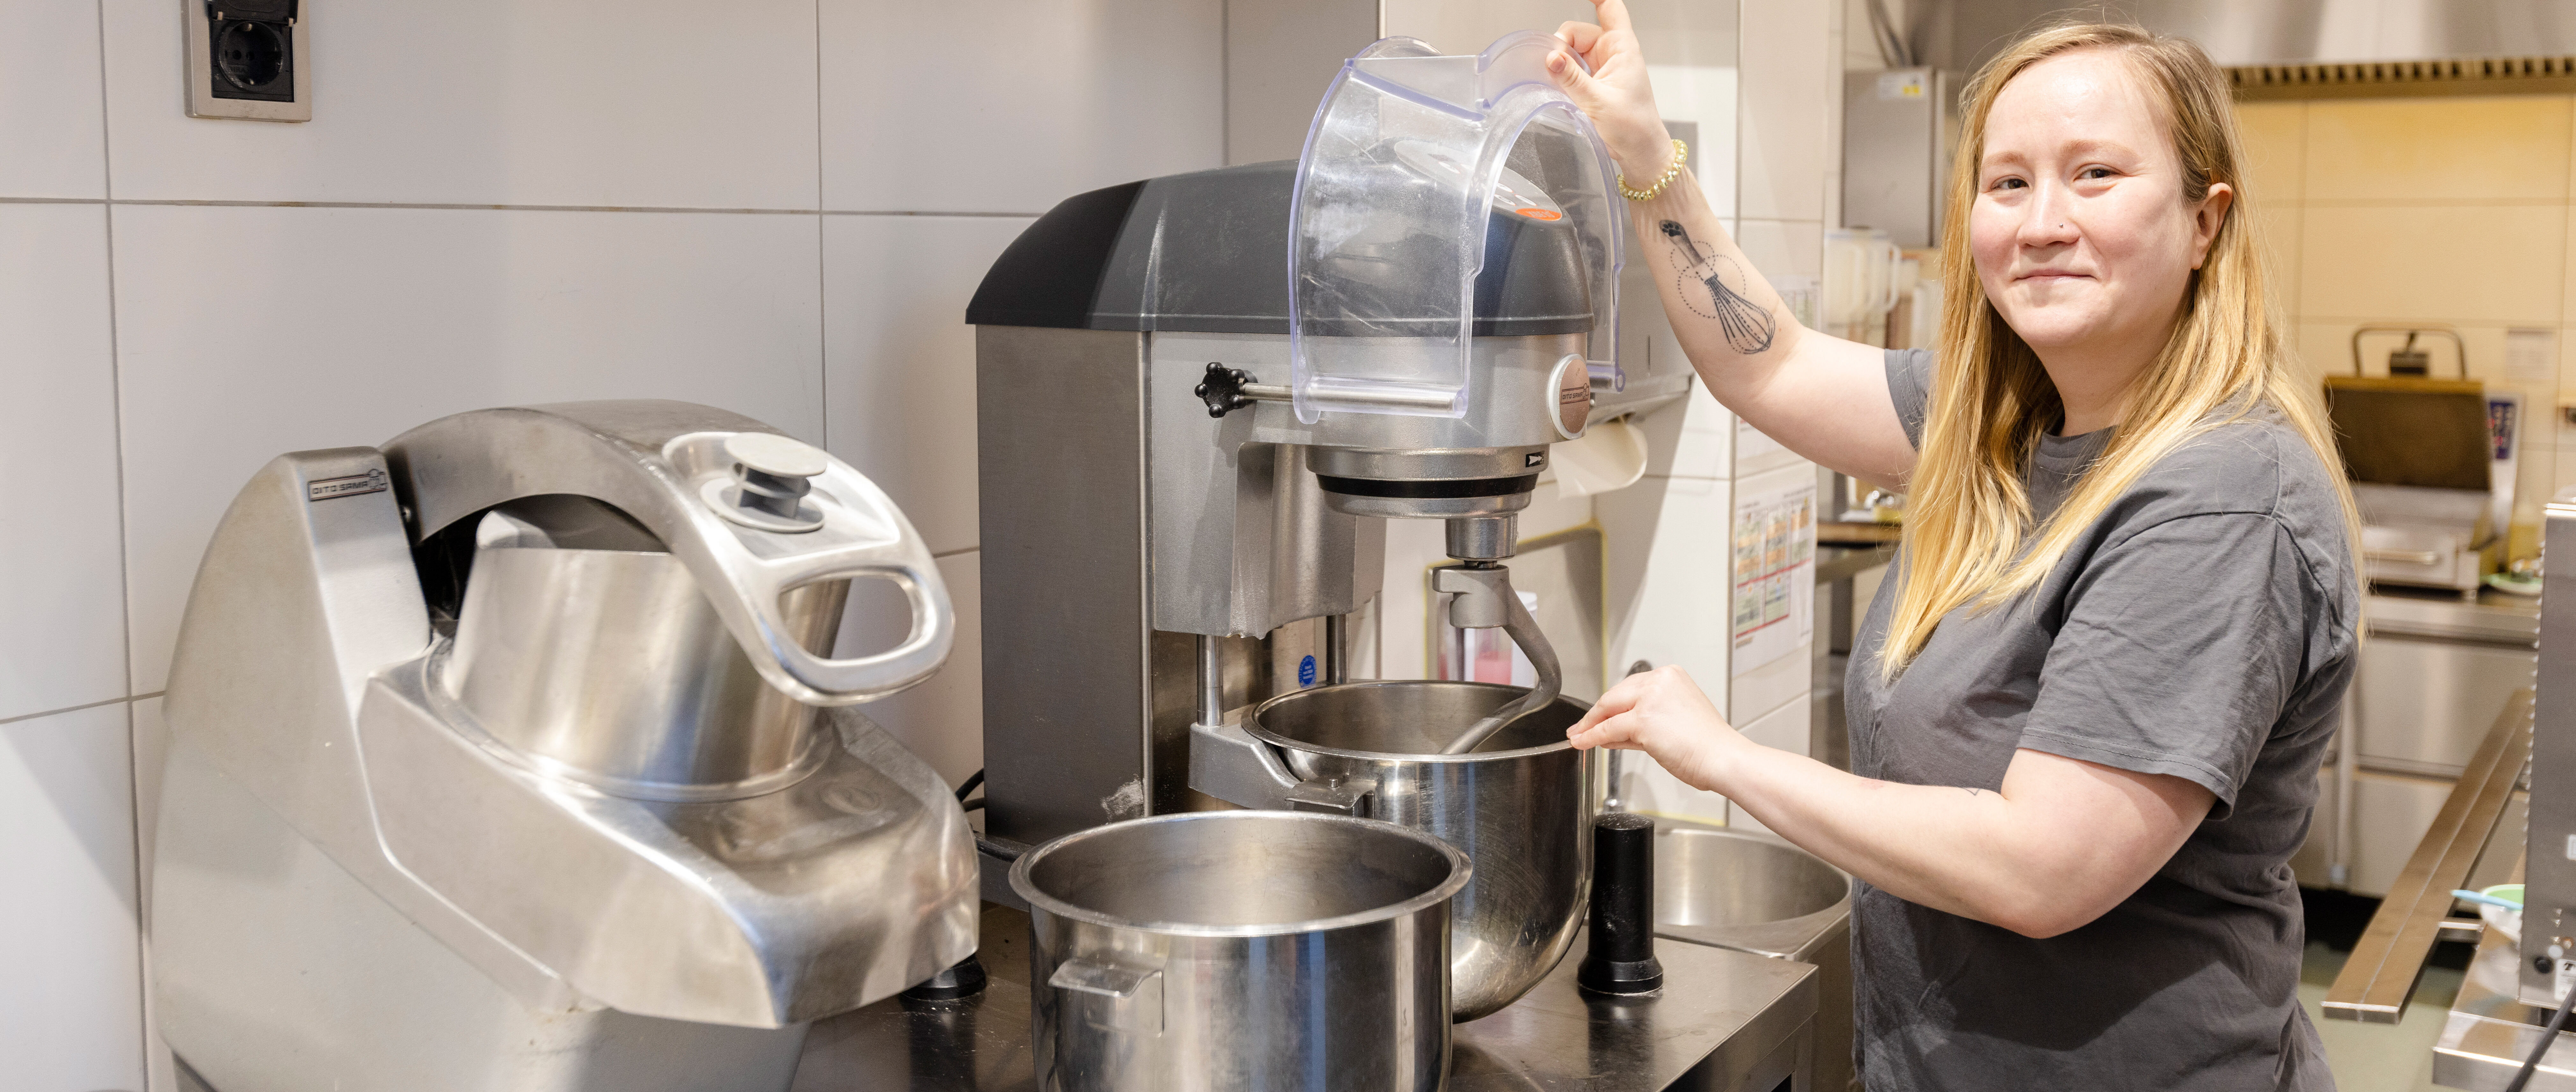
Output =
[
  {"x1": 2, "y1": 0, "x2": 105, "y2": 198},
  {"x1": 0, "y1": 203, "x2": 125, "y2": 720},
  {"x1": 114, "y1": 204, "x2": 831, "y2": 695},
  {"x1": 821, "y1": 214, "x2": 1031, "y2": 557},
  {"x1": 0, "y1": 704, "x2": 143, "y2": 1092},
  {"x1": 5, "y1": 0, "x2": 1830, "y2": 1084},
  {"x1": 819, "y1": 0, "x2": 1221, "y2": 214},
  {"x1": 101, "y1": 0, "x2": 827, "y2": 209},
  {"x1": 3, "y1": 2, "x2": 1219, "y2": 1087}
]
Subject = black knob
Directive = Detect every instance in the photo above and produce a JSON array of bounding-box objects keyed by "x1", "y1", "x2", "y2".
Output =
[{"x1": 1578, "y1": 812, "x2": 1663, "y2": 995}]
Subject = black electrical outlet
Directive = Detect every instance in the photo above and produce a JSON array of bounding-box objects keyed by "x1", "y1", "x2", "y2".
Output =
[{"x1": 206, "y1": 0, "x2": 297, "y2": 103}]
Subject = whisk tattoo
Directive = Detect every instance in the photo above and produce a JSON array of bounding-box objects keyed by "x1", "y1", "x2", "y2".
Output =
[{"x1": 1661, "y1": 220, "x2": 1777, "y2": 355}]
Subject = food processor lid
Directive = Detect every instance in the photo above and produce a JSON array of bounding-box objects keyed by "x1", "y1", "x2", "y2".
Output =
[{"x1": 1288, "y1": 32, "x2": 1624, "y2": 423}]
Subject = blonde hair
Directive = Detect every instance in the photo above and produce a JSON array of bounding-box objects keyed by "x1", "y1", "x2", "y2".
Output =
[{"x1": 1878, "y1": 22, "x2": 2357, "y2": 677}]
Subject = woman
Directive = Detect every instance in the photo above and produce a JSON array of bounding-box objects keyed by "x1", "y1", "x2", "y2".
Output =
[{"x1": 1547, "y1": 7, "x2": 2357, "y2": 1090}]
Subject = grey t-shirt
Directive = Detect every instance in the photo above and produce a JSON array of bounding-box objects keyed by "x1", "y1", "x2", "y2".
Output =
[{"x1": 1844, "y1": 349, "x2": 2357, "y2": 1091}]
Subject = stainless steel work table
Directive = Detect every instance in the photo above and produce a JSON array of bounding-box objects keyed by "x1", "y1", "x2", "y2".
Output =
[
  {"x1": 2435, "y1": 924, "x2": 2576, "y2": 1090},
  {"x1": 792, "y1": 902, "x2": 1820, "y2": 1092},
  {"x1": 2365, "y1": 586, "x2": 2540, "y2": 645}
]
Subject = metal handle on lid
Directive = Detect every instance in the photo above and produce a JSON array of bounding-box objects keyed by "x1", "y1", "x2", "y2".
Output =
[
  {"x1": 746, "y1": 552, "x2": 953, "y2": 703},
  {"x1": 693, "y1": 478, "x2": 953, "y2": 703},
  {"x1": 384, "y1": 404, "x2": 955, "y2": 708}
]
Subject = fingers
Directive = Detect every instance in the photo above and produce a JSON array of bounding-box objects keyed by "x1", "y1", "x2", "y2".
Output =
[
  {"x1": 1567, "y1": 708, "x2": 1646, "y2": 752},
  {"x1": 1555, "y1": 20, "x2": 1604, "y2": 55},
  {"x1": 1590, "y1": 0, "x2": 1634, "y2": 34},
  {"x1": 1544, "y1": 49, "x2": 1602, "y2": 101},
  {"x1": 1566, "y1": 676, "x2": 1641, "y2": 736}
]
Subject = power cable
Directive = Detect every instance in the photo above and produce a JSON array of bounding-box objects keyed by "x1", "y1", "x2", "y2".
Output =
[{"x1": 2505, "y1": 984, "x2": 2576, "y2": 1092}]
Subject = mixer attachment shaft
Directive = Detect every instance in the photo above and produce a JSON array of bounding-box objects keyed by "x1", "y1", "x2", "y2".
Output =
[{"x1": 1433, "y1": 561, "x2": 1564, "y2": 755}]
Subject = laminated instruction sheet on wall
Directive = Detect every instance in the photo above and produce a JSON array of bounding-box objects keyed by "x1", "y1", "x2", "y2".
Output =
[{"x1": 1731, "y1": 477, "x2": 1816, "y2": 677}]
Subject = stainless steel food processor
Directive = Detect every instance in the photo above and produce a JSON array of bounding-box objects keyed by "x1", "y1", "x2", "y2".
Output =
[
  {"x1": 150, "y1": 401, "x2": 977, "y2": 1092},
  {"x1": 968, "y1": 31, "x2": 1651, "y2": 1023}
]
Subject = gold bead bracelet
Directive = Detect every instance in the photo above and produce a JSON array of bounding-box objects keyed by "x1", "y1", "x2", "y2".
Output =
[{"x1": 1616, "y1": 139, "x2": 1690, "y2": 202}]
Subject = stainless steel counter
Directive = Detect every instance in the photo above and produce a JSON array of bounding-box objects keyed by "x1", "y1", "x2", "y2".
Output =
[
  {"x1": 2435, "y1": 924, "x2": 2576, "y2": 1090},
  {"x1": 791, "y1": 901, "x2": 1820, "y2": 1092},
  {"x1": 2366, "y1": 587, "x2": 2540, "y2": 645}
]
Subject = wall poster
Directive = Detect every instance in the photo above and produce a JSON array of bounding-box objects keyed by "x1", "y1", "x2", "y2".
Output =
[{"x1": 1731, "y1": 478, "x2": 1816, "y2": 677}]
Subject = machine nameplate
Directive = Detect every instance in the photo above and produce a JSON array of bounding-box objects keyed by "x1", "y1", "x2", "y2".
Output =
[{"x1": 307, "y1": 468, "x2": 389, "y2": 501}]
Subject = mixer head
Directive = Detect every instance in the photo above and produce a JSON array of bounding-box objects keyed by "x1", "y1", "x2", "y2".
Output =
[{"x1": 1284, "y1": 32, "x2": 1623, "y2": 554}]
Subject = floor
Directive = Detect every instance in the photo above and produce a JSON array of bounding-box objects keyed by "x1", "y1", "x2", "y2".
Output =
[{"x1": 2300, "y1": 936, "x2": 2469, "y2": 1091}]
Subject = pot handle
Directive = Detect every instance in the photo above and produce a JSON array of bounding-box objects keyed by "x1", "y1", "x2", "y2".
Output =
[
  {"x1": 1186, "y1": 718, "x2": 1301, "y2": 809},
  {"x1": 1049, "y1": 958, "x2": 1164, "y2": 1034},
  {"x1": 1184, "y1": 719, "x2": 1379, "y2": 816},
  {"x1": 1286, "y1": 776, "x2": 1378, "y2": 817}
]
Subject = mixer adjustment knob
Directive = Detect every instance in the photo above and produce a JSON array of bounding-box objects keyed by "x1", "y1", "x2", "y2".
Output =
[
  {"x1": 1193, "y1": 362, "x2": 1291, "y2": 419},
  {"x1": 703, "y1": 433, "x2": 830, "y2": 532}
]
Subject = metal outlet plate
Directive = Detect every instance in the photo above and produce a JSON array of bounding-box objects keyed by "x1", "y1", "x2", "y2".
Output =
[{"x1": 185, "y1": 2, "x2": 312, "y2": 122}]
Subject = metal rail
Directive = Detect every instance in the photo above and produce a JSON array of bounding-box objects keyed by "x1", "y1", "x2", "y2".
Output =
[{"x1": 2325, "y1": 688, "x2": 2534, "y2": 1023}]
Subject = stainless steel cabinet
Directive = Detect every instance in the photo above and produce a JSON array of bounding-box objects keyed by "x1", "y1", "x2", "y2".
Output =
[
  {"x1": 2355, "y1": 636, "x2": 2537, "y2": 778},
  {"x1": 2299, "y1": 592, "x2": 2536, "y2": 897}
]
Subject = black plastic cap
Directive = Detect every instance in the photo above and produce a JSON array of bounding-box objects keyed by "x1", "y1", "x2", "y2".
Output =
[{"x1": 1578, "y1": 811, "x2": 1664, "y2": 995}]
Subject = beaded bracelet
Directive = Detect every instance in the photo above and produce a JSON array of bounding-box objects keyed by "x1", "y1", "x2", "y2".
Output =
[{"x1": 1616, "y1": 139, "x2": 1690, "y2": 201}]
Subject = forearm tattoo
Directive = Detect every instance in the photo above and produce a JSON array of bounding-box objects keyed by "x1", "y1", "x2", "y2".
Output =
[{"x1": 1660, "y1": 220, "x2": 1778, "y2": 355}]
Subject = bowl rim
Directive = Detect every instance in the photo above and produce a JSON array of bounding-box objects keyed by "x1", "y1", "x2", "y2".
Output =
[
  {"x1": 1008, "y1": 810, "x2": 1476, "y2": 937},
  {"x1": 1245, "y1": 679, "x2": 1592, "y2": 763}
]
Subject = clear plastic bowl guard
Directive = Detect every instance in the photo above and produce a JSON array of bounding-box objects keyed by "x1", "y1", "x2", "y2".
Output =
[{"x1": 1287, "y1": 31, "x2": 1625, "y2": 424}]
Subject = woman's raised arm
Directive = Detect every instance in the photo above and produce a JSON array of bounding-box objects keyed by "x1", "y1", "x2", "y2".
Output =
[{"x1": 1552, "y1": 0, "x2": 1917, "y2": 490}]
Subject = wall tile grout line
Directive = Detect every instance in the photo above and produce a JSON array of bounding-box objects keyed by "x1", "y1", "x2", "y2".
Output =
[
  {"x1": 88, "y1": 0, "x2": 151, "y2": 1082},
  {"x1": 0, "y1": 692, "x2": 161, "y2": 728},
  {"x1": 814, "y1": 0, "x2": 829, "y2": 454},
  {"x1": 0, "y1": 195, "x2": 1040, "y2": 218}
]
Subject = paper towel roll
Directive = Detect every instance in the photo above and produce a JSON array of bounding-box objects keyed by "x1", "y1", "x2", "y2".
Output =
[{"x1": 1547, "y1": 416, "x2": 1648, "y2": 497}]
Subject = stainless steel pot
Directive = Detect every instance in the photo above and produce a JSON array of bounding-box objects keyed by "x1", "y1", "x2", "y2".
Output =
[
  {"x1": 1012, "y1": 811, "x2": 1470, "y2": 1092},
  {"x1": 437, "y1": 509, "x2": 851, "y2": 801},
  {"x1": 1246, "y1": 680, "x2": 1601, "y2": 1022}
]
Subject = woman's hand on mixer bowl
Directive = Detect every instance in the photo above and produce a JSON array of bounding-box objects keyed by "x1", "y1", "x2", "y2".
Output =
[
  {"x1": 1570, "y1": 667, "x2": 2216, "y2": 940},
  {"x1": 1547, "y1": 0, "x2": 1676, "y2": 180},
  {"x1": 1565, "y1": 666, "x2": 1747, "y2": 791}
]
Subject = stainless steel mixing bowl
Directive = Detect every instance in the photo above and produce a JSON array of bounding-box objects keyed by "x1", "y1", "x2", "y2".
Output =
[
  {"x1": 1012, "y1": 810, "x2": 1470, "y2": 1092},
  {"x1": 1247, "y1": 680, "x2": 1601, "y2": 1021}
]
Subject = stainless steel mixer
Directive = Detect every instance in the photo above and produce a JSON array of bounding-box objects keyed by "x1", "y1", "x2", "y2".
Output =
[
  {"x1": 150, "y1": 401, "x2": 977, "y2": 1091},
  {"x1": 968, "y1": 32, "x2": 1660, "y2": 1022}
]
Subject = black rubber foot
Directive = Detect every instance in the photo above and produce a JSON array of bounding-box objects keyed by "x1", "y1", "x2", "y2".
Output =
[
  {"x1": 1578, "y1": 955, "x2": 1665, "y2": 995},
  {"x1": 900, "y1": 953, "x2": 988, "y2": 1001}
]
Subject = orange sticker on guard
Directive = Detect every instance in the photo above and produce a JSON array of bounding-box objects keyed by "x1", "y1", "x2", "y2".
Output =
[{"x1": 1514, "y1": 207, "x2": 1562, "y2": 221}]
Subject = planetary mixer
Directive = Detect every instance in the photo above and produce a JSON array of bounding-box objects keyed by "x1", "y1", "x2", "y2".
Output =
[{"x1": 967, "y1": 31, "x2": 1666, "y2": 1021}]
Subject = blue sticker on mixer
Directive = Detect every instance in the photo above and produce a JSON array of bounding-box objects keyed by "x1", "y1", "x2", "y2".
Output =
[{"x1": 1298, "y1": 655, "x2": 1317, "y2": 687}]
